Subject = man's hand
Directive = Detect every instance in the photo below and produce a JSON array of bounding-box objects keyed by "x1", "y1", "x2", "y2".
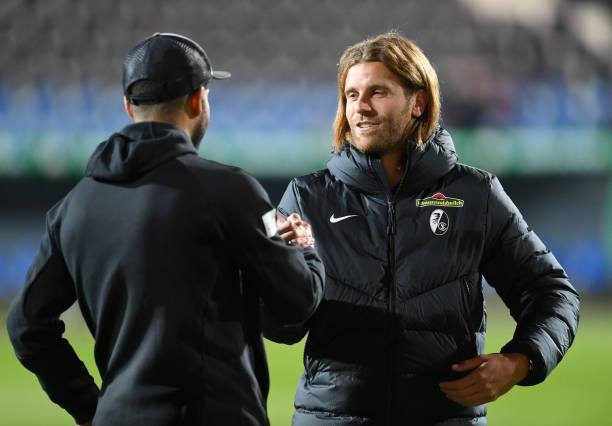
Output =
[
  {"x1": 277, "y1": 213, "x2": 315, "y2": 248},
  {"x1": 439, "y1": 352, "x2": 529, "y2": 406},
  {"x1": 78, "y1": 421, "x2": 93, "y2": 426}
]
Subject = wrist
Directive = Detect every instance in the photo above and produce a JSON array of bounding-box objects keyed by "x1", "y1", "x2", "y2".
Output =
[{"x1": 504, "y1": 352, "x2": 530, "y2": 383}]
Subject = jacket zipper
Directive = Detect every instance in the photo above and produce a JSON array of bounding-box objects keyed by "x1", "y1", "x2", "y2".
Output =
[
  {"x1": 387, "y1": 202, "x2": 396, "y2": 236},
  {"x1": 386, "y1": 201, "x2": 396, "y2": 426},
  {"x1": 368, "y1": 156, "x2": 406, "y2": 425}
]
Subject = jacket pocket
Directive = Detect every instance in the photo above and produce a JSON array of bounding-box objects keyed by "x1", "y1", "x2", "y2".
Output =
[
  {"x1": 462, "y1": 272, "x2": 486, "y2": 334},
  {"x1": 456, "y1": 272, "x2": 484, "y2": 360},
  {"x1": 460, "y1": 275, "x2": 474, "y2": 336}
]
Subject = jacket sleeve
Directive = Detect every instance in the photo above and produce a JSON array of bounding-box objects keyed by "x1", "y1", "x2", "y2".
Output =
[
  {"x1": 228, "y1": 172, "x2": 325, "y2": 329},
  {"x1": 6, "y1": 208, "x2": 99, "y2": 424},
  {"x1": 480, "y1": 176, "x2": 580, "y2": 386},
  {"x1": 259, "y1": 178, "x2": 317, "y2": 344},
  {"x1": 259, "y1": 245, "x2": 321, "y2": 344}
]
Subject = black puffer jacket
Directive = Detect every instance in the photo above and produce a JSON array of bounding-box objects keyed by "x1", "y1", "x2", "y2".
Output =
[{"x1": 267, "y1": 127, "x2": 579, "y2": 425}]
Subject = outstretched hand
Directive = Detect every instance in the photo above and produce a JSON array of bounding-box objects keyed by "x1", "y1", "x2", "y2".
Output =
[
  {"x1": 439, "y1": 353, "x2": 529, "y2": 407},
  {"x1": 277, "y1": 213, "x2": 315, "y2": 248}
]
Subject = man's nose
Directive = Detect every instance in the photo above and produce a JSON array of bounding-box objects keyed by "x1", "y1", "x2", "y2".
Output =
[{"x1": 355, "y1": 95, "x2": 373, "y2": 114}]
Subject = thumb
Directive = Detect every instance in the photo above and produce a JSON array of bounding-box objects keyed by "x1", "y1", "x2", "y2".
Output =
[
  {"x1": 291, "y1": 214, "x2": 306, "y2": 227},
  {"x1": 452, "y1": 356, "x2": 486, "y2": 372}
]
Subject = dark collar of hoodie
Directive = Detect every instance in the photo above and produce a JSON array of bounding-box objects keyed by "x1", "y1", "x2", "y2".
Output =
[
  {"x1": 84, "y1": 122, "x2": 197, "y2": 182},
  {"x1": 326, "y1": 125, "x2": 458, "y2": 198}
]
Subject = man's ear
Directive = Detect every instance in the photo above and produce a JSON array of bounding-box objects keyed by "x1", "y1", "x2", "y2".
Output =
[
  {"x1": 411, "y1": 89, "x2": 427, "y2": 118},
  {"x1": 124, "y1": 97, "x2": 135, "y2": 121},
  {"x1": 185, "y1": 87, "x2": 204, "y2": 119}
]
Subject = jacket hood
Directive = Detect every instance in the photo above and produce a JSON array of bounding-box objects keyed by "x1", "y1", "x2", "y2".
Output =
[
  {"x1": 85, "y1": 122, "x2": 197, "y2": 182},
  {"x1": 327, "y1": 125, "x2": 458, "y2": 198}
]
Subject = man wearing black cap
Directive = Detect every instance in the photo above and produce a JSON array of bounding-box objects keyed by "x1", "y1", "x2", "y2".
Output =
[{"x1": 6, "y1": 33, "x2": 324, "y2": 426}]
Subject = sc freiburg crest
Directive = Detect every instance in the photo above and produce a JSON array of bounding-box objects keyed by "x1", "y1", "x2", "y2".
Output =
[{"x1": 429, "y1": 209, "x2": 449, "y2": 236}]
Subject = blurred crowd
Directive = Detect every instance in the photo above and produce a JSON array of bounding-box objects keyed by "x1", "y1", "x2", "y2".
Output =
[{"x1": 1, "y1": 0, "x2": 611, "y2": 128}]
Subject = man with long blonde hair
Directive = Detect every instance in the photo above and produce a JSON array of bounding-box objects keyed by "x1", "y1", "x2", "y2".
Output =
[{"x1": 265, "y1": 32, "x2": 579, "y2": 425}]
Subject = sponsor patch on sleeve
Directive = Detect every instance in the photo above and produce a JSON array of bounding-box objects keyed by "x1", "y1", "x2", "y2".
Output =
[
  {"x1": 416, "y1": 192, "x2": 464, "y2": 207},
  {"x1": 261, "y1": 208, "x2": 277, "y2": 238}
]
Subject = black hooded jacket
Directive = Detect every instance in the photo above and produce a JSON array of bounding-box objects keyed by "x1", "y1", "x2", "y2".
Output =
[
  {"x1": 267, "y1": 127, "x2": 579, "y2": 425},
  {"x1": 6, "y1": 122, "x2": 325, "y2": 425}
]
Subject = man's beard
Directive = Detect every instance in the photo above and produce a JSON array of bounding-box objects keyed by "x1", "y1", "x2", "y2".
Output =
[
  {"x1": 349, "y1": 107, "x2": 414, "y2": 156},
  {"x1": 190, "y1": 98, "x2": 209, "y2": 149}
]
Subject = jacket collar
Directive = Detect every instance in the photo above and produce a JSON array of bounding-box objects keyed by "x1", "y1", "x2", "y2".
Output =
[
  {"x1": 327, "y1": 125, "x2": 458, "y2": 199},
  {"x1": 85, "y1": 122, "x2": 197, "y2": 182}
]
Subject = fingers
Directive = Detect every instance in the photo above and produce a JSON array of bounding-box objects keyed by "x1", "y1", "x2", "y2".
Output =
[
  {"x1": 451, "y1": 355, "x2": 488, "y2": 372},
  {"x1": 276, "y1": 213, "x2": 288, "y2": 226},
  {"x1": 276, "y1": 213, "x2": 291, "y2": 235},
  {"x1": 276, "y1": 212, "x2": 315, "y2": 247},
  {"x1": 293, "y1": 236, "x2": 315, "y2": 248},
  {"x1": 440, "y1": 369, "x2": 492, "y2": 407},
  {"x1": 439, "y1": 373, "x2": 478, "y2": 392},
  {"x1": 277, "y1": 213, "x2": 303, "y2": 233},
  {"x1": 442, "y1": 384, "x2": 482, "y2": 406},
  {"x1": 277, "y1": 213, "x2": 300, "y2": 241},
  {"x1": 279, "y1": 226, "x2": 311, "y2": 242},
  {"x1": 289, "y1": 214, "x2": 308, "y2": 225},
  {"x1": 444, "y1": 388, "x2": 492, "y2": 407},
  {"x1": 283, "y1": 232, "x2": 315, "y2": 247},
  {"x1": 442, "y1": 377, "x2": 501, "y2": 407},
  {"x1": 440, "y1": 354, "x2": 516, "y2": 407},
  {"x1": 439, "y1": 356, "x2": 488, "y2": 407}
]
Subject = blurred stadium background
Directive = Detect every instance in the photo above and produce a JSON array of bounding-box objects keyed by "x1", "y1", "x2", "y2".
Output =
[{"x1": 1, "y1": 0, "x2": 611, "y2": 424}]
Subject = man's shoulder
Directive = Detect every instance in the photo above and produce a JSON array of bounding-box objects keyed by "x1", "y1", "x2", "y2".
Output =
[
  {"x1": 181, "y1": 154, "x2": 243, "y2": 174},
  {"x1": 291, "y1": 168, "x2": 334, "y2": 190},
  {"x1": 180, "y1": 155, "x2": 259, "y2": 185},
  {"x1": 176, "y1": 155, "x2": 271, "y2": 204},
  {"x1": 450, "y1": 162, "x2": 495, "y2": 186}
]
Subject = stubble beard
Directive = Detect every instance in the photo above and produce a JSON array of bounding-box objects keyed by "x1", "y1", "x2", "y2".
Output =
[
  {"x1": 349, "y1": 107, "x2": 414, "y2": 156},
  {"x1": 190, "y1": 99, "x2": 209, "y2": 149}
]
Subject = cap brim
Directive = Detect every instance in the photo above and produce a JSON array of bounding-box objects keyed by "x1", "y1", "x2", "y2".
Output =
[{"x1": 212, "y1": 70, "x2": 231, "y2": 80}]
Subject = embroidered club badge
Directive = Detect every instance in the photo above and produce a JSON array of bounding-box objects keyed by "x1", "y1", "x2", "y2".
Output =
[{"x1": 429, "y1": 209, "x2": 449, "y2": 235}]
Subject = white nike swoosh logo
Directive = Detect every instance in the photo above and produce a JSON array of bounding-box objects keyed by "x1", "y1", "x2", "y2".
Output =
[{"x1": 329, "y1": 214, "x2": 358, "y2": 223}]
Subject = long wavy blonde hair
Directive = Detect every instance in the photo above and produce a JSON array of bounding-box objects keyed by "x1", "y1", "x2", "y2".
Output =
[{"x1": 333, "y1": 32, "x2": 440, "y2": 151}]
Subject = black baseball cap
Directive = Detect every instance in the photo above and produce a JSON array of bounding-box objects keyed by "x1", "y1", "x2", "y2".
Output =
[{"x1": 123, "y1": 32, "x2": 231, "y2": 105}]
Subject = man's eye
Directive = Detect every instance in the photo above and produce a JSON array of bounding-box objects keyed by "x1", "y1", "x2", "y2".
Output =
[
  {"x1": 373, "y1": 90, "x2": 384, "y2": 96},
  {"x1": 346, "y1": 93, "x2": 358, "y2": 99}
]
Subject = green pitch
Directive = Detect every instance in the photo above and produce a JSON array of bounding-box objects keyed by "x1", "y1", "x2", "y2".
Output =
[{"x1": 1, "y1": 296, "x2": 609, "y2": 426}]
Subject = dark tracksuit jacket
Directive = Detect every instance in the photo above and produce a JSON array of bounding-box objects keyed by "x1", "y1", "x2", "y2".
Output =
[
  {"x1": 265, "y1": 126, "x2": 579, "y2": 425},
  {"x1": 6, "y1": 122, "x2": 325, "y2": 425}
]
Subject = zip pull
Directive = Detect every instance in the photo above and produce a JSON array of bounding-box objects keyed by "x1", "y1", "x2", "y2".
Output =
[{"x1": 387, "y1": 202, "x2": 396, "y2": 235}]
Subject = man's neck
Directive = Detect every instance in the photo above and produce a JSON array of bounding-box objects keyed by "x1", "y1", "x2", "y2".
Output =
[{"x1": 380, "y1": 148, "x2": 406, "y2": 191}]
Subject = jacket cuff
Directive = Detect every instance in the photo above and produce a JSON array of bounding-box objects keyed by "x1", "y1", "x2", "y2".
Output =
[
  {"x1": 301, "y1": 246, "x2": 317, "y2": 256},
  {"x1": 67, "y1": 384, "x2": 98, "y2": 424}
]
